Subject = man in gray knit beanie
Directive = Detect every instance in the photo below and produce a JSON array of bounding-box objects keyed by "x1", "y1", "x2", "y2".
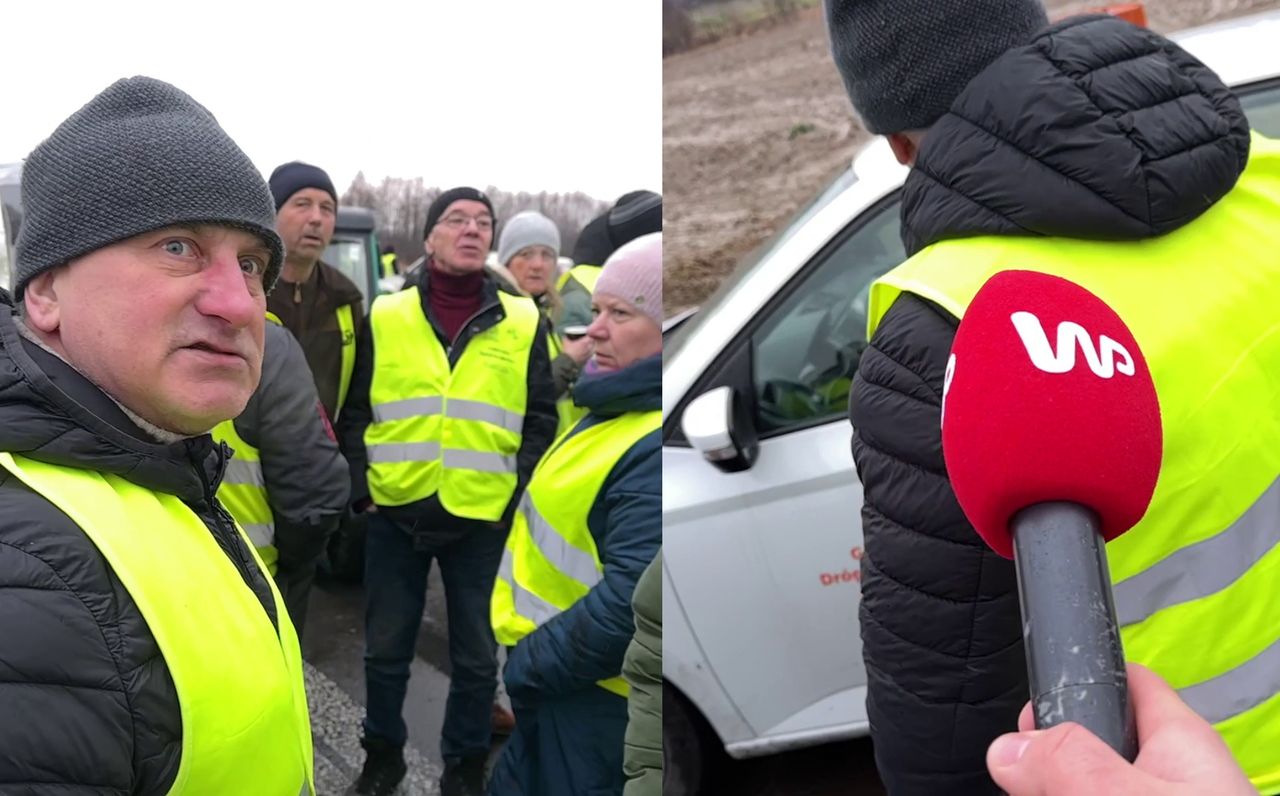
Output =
[
  {"x1": 0, "y1": 77, "x2": 317, "y2": 794},
  {"x1": 824, "y1": 0, "x2": 1048, "y2": 164},
  {"x1": 14, "y1": 75, "x2": 282, "y2": 436}
]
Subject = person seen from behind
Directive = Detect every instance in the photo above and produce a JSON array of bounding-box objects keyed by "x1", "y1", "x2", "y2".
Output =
[{"x1": 824, "y1": 0, "x2": 1280, "y2": 791}]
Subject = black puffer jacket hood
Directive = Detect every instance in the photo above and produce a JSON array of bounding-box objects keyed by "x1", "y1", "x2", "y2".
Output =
[
  {"x1": 0, "y1": 292, "x2": 225, "y2": 497},
  {"x1": 902, "y1": 14, "x2": 1251, "y2": 256}
]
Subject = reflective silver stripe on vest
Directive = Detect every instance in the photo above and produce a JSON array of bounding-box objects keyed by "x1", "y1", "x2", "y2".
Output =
[
  {"x1": 1114, "y1": 476, "x2": 1280, "y2": 627},
  {"x1": 499, "y1": 547, "x2": 567, "y2": 627},
  {"x1": 522, "y1": 493, "x2": 602, "y2": 589},
  {"x1": 241, "y1": 521, "x2": 274, "y2": 549},
  {"x1": 442, "y1": 449, "x2": 518, "y2": 474},
  {"x1": 372, "y1": 395, "x2": 444, "y2": 423},
  {"x1": 446, "y1": 398, "x2": 524, "y2": 434},
  {"x1": 223, "y1": 457, "x2": 264, "y2": 488},
  {"x1": 367, "y1": 441, "x2": 442, "y2": 463},
  {"x1": 1179, "y1": 634, "x2": 1280, "y2": 725}
]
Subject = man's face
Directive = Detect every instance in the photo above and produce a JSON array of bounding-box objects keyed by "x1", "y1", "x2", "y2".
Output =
[
  {"x1": 275, "y1": 188, "x2": 336, "y2": 263},
  {"x1": 25, "y1": 224, "x2": 269, "y2": 434},
  {"x1": 586, "y1": 293, "x2": 661, "y2": 372},
  {"x1": 426, "y1": 200, "x2": 494, "y2": 275},
  {"x1": 508, "y1": 245, "x2": 556, "y2": 297}
]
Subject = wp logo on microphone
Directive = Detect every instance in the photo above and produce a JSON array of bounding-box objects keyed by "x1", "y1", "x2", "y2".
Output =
[{"x1": 1010, "y1": 311, "x2": 1135, "y2": 378}]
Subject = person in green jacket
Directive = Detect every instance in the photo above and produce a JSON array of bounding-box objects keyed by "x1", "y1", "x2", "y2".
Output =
[{"x1": 622, "y1": 549, "x2": 663, "y2": 796}]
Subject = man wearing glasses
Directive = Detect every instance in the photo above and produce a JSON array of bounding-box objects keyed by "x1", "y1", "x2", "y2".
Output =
[{"x1": 340, "y1": 187, "x2": 558, "y2": 796}]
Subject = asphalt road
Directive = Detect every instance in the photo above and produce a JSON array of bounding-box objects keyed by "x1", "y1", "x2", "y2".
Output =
[{"x1": 302, "y1": 573, "x2": 884, "y2": 795}]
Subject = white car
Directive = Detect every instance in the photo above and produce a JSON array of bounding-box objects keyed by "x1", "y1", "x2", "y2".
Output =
[{"x1": 661, "y1": 9, "x2": 1280, "y2": 792}]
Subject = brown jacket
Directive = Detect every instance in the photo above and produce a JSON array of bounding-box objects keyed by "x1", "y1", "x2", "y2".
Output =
[{"x1": 267, "y1": 261, "x2": 365, "y2": 420}]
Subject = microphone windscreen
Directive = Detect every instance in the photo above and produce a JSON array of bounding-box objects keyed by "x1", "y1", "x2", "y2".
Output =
[{"x1": 941, "y1": 271, "x2": 1162, "y2": 558}]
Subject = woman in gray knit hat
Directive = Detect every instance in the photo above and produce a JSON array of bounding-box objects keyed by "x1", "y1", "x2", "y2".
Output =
[{"x1": 496, "y1": 211, "x2": 594, "y2": 429}]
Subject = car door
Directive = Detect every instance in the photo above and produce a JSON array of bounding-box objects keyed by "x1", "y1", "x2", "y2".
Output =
[{"x1": 663, "y1": 196, "x2": 905, "y2": 749}]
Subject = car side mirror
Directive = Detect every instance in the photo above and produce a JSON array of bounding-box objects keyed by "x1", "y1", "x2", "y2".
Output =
[{"x1": 681, "y1": 385, "x2": 759, "y2": 473}]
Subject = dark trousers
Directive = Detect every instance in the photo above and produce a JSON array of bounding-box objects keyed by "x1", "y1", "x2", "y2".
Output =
[
  {"x1": 488, "y1": 686, "x2": 629, "y2": 796},
  {"x1": 361, "y1": 511, "x2": 506, "y2": 760},
  {"x1": 274, "y1": 563, "x2": 318, "y2": 638}
]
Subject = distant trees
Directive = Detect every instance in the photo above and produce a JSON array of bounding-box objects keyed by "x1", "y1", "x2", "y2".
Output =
[{"x1": 342, "y1": 173, "x2": 610, "y2": 264}]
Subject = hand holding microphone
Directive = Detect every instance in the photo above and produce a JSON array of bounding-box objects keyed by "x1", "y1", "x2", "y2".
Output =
[
  {"x1": 986, "y1": 663, "x2": 1254, "y2": 796},
  {"x1": 942, "y1": 271, "x2": 1165, "y2": 761}
]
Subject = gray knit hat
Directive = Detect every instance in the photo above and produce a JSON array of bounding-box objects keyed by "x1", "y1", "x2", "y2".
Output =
[
  {"x1": 824, "y1": 0, "x2": 1049, "y2": 134},
  {"x1": 13, "y1": 76, "x2": 283, "y2": 296},
  {"x1": 497, "y1": 211, "x2": 561, "y2": 266},
  {"x1": 594, "y1": 232, "x2": 663, "y2": 326}
]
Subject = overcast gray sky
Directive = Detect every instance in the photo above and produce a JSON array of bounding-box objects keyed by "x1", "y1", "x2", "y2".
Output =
[{"x1": 0, "y1": 0, "x2": 659, "y2": 202}]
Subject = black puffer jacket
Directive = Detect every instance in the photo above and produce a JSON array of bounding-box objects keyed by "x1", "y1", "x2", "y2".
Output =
[
  {"x1": 848, "y1": 15, "x2": 1250, "y2": 796},
  {"x1": 0, "y1": 294, "x2": 278, "y2": 795}
]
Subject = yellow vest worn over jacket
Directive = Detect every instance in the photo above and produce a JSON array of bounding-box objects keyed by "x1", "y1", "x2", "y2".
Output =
[
  {"x1": 211, "y1": 419, "x2": 277, "y2": 575},
  {"x1": 556, "y1": 263, "x2": 602, "y2": 294},
  {"x1": 491, "y1": 408, "x2": 662, "y2": 697},
  {"x1": 0, "y1": 452, "x2": 314, "y2": 795},
  {"x1": 364, "y1": 286, "x2": 539, "y2": 519},
  {"x1": 867, "y1": 133, "x2": 1280, "y2": 793}
]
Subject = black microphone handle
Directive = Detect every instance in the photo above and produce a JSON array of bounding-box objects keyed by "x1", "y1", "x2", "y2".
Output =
[{"x1": 1012, "y1": 501, "x2": 1137, "y2": 762}]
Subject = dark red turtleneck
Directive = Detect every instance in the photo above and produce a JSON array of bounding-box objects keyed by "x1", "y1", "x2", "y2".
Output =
[{"x1": 427, "y1": 264, "x2": 485, "y2": 343}]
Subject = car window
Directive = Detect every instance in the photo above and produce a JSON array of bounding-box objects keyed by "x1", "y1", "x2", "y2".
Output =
[
  {"x1": 751, "y1": 202, "x2": 905, "y2": 434},
  {"x1": 1239, "y1": 80, "x2": 1280, "y2": 137},
  {"x1": 323, "y1": 234, "x2": 372, "y2": 306}
]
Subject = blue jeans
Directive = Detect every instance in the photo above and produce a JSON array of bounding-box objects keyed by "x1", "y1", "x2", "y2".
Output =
[{"x1": 361, "y1": 512, "x2": 506, "y2": 760}]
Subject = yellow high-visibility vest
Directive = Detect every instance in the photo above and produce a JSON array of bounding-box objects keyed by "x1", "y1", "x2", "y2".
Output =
[
  {"x1": 335, "y1": 303, "x2": 355, "y2": 416},
  {"x1": 556, "y1": 263, "x2": 602, "y2": 294},
  {"x1": 211, "y1": 419, "x2": 276, "y2": 575},
  {"x1": 364, "y1": 286, "x2": 539, "y2": 519},
  {"x1": 491, "y1": 409, "x2": 661, "y2": 697},
  {"x1": 211, "y1": 312, "x2": 283, "y2": 575},
  {"x1": 380, "y1": 252, "x2": 398, "y2": 279},
  {"x1": 0, "y1": 452, "x2": 314, "y2": 795},
  {"x1": 866, "y1": 132, "x2": 1280, "y2": 793}
]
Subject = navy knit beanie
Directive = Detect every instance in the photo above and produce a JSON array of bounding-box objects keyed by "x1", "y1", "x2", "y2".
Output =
[
  {"x1": 824, "y1": 0, "x2": 1049, "y2": 134},
  {"x1": 14, "y1": 76, "x2": 283, "y2": 295},
  {"x1": 268, "y1": 161, "x2": 338, "y2": 211}
]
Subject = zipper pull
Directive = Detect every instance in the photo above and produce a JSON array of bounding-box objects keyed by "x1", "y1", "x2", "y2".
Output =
[{"x1": 293, "y1": 281, "x2": 302, "y2": 304}]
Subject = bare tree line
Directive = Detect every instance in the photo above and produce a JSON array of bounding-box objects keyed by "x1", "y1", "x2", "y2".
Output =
[{"x1": 341, "y1": 173, "x2": 611, "y2": 262}]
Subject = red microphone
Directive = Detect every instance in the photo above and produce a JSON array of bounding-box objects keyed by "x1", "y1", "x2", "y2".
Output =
[{"x1": 941, "y1": 270, "x2": 1162, "y2": 761}]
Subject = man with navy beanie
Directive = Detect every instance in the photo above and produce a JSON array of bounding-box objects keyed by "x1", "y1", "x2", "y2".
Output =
[{"x1": 267, "y1": 160, "x2": 365, "y2": 422}]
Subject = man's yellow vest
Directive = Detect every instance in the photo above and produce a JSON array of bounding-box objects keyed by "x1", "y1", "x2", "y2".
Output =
[
  {"x1": 491, "y1": 409, "x2": 662, "y2": 697},
  {"x1": 364, "y1": 286, "x2": 539, "y2": 519},
  {"x1": 335, "y1": 303, "x2": 355, "y2": 416},
  {"x1": 380, "y1": 252, "x2": 398, "y2": 279},
  {"x1": 211, "y1": 419, "x2": 276, "y2": 575},
  {"x1": 0, "y1": 452, "x2": 314, "y2": 795},
  {"x1": 867, "y1": 132, "x2": 1280, "y2": 793},
  {"x1": 211, "y1": 312, "x2": 283, "y2": 575},
  {"x1": 556, "y1": 263, "x2": 602, "y2": 294}
]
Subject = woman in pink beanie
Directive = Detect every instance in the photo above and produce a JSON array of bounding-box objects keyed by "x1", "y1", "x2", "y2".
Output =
[{"x1": 489, "y1": 232, "x2": 662, "y2": 796}]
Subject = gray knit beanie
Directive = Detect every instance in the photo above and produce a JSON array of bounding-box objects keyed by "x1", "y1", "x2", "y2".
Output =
[
  {"x1": 497, "y1": 211, "x2": 561, "y2": 266},
  {"x1": 13, "y1": 76, "x2": 283, "y2": 296},
  {"x1": 594, "y1": 232, "x2": 663, "y2": 326},
  {"x1": 824, "y1": 0, "x2": 1049, "y2": 134}
]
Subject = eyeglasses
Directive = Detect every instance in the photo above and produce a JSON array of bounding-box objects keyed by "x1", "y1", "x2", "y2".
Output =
[{"x1": 437, "y1": 214, "x2": 494, "y2": 232}]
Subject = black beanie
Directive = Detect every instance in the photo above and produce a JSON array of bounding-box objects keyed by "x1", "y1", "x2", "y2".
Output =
[
  {"x1": 423, "y1": 187, "x2": 495, "y2": 239},
  {"x1": 14, "y1": 76, "x2": 283, "y2": 294},
  {"x1": 607, "y1": 190, "x2": 662, "y2": 248},
  {"x1": 268, "y1": 161, "x2": 338, "y2": 211},
  {"x1": 824, "y1": 0, "x2": 1048, "y2": 134}
]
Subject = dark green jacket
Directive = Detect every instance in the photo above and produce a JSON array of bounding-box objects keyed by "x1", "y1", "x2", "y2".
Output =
[{"x1": 622, "y1": 548, "x2": 662, "y2": 796}]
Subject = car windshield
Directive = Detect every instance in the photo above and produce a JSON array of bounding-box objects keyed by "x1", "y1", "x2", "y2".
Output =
[{"x1": 666, "y1": 77, "x2": 1280, "y2": 363}]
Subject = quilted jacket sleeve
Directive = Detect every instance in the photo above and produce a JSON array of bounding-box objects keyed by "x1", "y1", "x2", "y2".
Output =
[{"x1": 848, "y1": 293, "x2": 1027, "y2": 796}]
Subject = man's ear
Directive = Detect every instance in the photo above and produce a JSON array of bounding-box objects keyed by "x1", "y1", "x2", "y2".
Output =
[
  {"x1": 22, "y1": 270, "x2": 62, "y2": 333},
  {"x1": 886, "y1": 132, "x2": 921, "y2": 167}
]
